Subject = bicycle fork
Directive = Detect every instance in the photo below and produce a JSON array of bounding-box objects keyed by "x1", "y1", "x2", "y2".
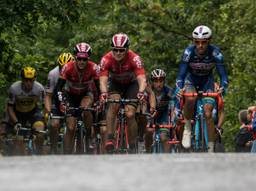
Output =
[{"x1": 194, "y1": 102, "x2": 208, "y2": 152}]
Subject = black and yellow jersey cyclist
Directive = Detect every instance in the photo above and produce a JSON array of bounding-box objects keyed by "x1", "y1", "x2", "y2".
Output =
[{"x1": 7, "y1": 66, "x2": 46, "y2": 155}]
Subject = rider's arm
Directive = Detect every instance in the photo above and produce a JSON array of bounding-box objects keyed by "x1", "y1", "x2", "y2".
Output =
[
  {"x1": 53, "y1": 77, "x2": 66, "y2": 103},
  {"x1": 7, "y1": 85, "x2": 18, "y2": 124},
  {"x1": 176, "y1": 63, "x2": 188, "y2": 89},
  {"x1": 137, "y1": 74, "x2": 147, "y2": 93},
  {"x1": 99, "y1": 76, "x2": 108, "y2": 93},
  {"x1": 169, "y1": 89, "x2": 176, "y2": 123},
  {"x1": 147, "y1": 85, "x2": 156, "y2": 110},
  {"x1": 44, "y1": 71, "x2": 55, "y2": 114},
  {"x1": 45, "y1": 93, "x2": 52, "y2": 114},
  {"x1": 214, "y1": 49, "x2": 228, "y2": 90},
  {"x1": 175, "y1": 49, "x2": 191, "y2": 89},
  {"x1": 7, "y1": 104, "x2": 18, "y2": 124}
]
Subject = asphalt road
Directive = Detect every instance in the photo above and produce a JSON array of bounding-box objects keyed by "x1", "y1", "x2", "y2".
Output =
[{"x1": 0, "y1": 153, "x2": 255, "y2": 191}]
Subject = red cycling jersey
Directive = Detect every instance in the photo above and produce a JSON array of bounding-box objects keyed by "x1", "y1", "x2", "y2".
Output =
[
  {"x1": 99, "y1": 50, "x2": 145, "y2": 84},
  {"x1": 60, "y1": 61, "x2": 99, "y2": 95}
]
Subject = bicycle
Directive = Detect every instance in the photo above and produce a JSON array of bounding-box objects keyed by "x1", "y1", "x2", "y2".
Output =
[
  {"x1": 91, "y1": 101, "x2": 105, "y2": 154},
  {"x1": 15, "y1": 123, "x2": 48, "y2": 155},
  {"x1": 46, "y1": 114, "x2": 66, "y2": 154},
  {"x1": 105, "y1": 98, "x2": 139, "y2": 154},
  {"x1": 146, "y1": 121, "x2": 180, "y2": 153},
  {"x1": 66, "y1": 106, "x2": 95, "y2": 154},
  {"x1": 182, "y1": 91, "x2": 220, "y2": 152}
]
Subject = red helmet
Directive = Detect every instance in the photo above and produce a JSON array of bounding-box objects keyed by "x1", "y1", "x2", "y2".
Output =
[
  {"x1": 111, "y1": 33, "x2": 130, "y2": 48},
  {"x1": 74, "y1": 42, "x2": 92, "y2": 58}
]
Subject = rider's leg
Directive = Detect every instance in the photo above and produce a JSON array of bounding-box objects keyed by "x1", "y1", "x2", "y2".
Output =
[
  {"x1": 105, "y1": 93, "x2": 120, "y2": 151},
  {"x1": 33, "y1": 120, "x2": 46, "y2": 154},
  {"x1": 204, "y1": 103, "x2": 215, "y2": 152},
  {"x1": 158, "y1": 113, "x2": 170, "y2": 153},
  {"x1": 49, "y1": 119, "x2": 60, "y2": 154},
  {"x1": 182, "y1": 85, "x2": 196, "y2": 149},
  {"x1": 125, "y1": 105, "x2": 138, "y2": 151},
  {"x1": 160, "y1": 129, "x2": 170, "y2": 153},
  {"x1": 64, "y1": 116, "x2": 76, "y2": 154},
  {"x1": 81, "y1": 96, "x2": 94, "y2": 148}
]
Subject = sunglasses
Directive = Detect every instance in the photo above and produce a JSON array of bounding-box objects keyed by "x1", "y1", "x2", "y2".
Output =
[
  {"x1": 112, "y1": 48, "x2": 126, "y2": 53},
  {"x1": 76, "y1": 57, "x2": 88, "y2": 62},
  {"x1": 194, "y1": 40, "x2": 209, "y2": 45}
]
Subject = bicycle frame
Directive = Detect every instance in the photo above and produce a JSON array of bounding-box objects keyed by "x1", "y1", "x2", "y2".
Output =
[
  {"x1": 147, "y1": 123, "x2": 177, "y2": 153},
  {"x1": 182, "y1": 92, "x2": 219, "y2": 152},
  {"x1": 66, "y1": 106, "x2": 95, "y2": 154},
  {"x1": 48, "y1": 114, "x2": 66, "y2": 154},
  {"x1": 106, "y1": 98, "x2": 138, "y2": 153}
]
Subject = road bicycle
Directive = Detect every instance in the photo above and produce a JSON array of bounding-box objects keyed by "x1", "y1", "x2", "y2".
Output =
[
  {"x1": 106, "y1": 98, "x2": 139, "y2": 154},
  {"x1": 67, "y1": 106, "x2": 95, "y2": 154},
  {"x1": 182, "y1": 91, "x2": 220, "y2": 152}
]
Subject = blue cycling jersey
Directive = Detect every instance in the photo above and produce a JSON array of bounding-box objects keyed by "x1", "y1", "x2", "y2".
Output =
[
  {"x1": 153, "y1": 85, "x2": 175, "y2": 124},
  {"x1": 176, "y1": 44, "x2": 228, "y2": 90}
]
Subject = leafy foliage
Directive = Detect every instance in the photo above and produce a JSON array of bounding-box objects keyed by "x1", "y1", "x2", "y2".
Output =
[{"x1": 0, "y1": 0, "x2": 255, "y2": 151}]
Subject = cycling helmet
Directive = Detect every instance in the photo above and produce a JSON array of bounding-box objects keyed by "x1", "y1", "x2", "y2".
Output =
[
  {"x1": 57, "y1": 53, "x2": 74, "y2": 67},
  {"x1": 73, "y1": 42, "x2": 92, "y2": 58},
  {"x1": 111, "y1": 33, "x2": 130, "y2": 48},
  {"x1": 151, "y1": 69, "x2": 166, "y2": 79},
  {"x1": 192, "y1": 25, "x2": 212, "y2": 40},
  {"x1": 21, "y1": 66, "x2": 36, "y2": 79}
]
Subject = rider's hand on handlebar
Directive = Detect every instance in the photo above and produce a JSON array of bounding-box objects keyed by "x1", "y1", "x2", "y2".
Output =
[
  {"x1": 14, "y1": 122, "x2": 22, "y2": 132},
  {"x1": 149, "y1": 107, "x2": 157, "y2": 118},
  {"x1": 217, "y1": 87, "x2": 225, "y2": 94},
  {"x1": 59, "y1": 102, "x2": 66, "y2": 113},
  {"x1": 175, "y1": 87, "x2": 184, "y2": 99},
  {"x1": 57, "y1": 91, "x2": 63, "y2": 102},
  {"x1": 137, "y1": 92, "x2": 145, "y2": 101},
  {"x1": 100, "y1": 92, "x2": 109, "y2": 102}
]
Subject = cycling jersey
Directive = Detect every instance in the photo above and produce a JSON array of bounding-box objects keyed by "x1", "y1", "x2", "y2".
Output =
[
  {"x1": 176, "y1": 44, "x2": 228, "y2": 90},
  {"x1": 60, "y1": 61, "x2": 99, "y2": 95},
  {"x1": 8, "y1": 81, "x2": 45, "y2": 113},
  {"x1": 45, "y1": 66, "x2": 60, "y2": 94},
  {"x1": 99, "y1": 50, "x2": 145, "y2": 84},
  {"x1": 154, "y1": 85, "x2": 175, "y2": 124}
]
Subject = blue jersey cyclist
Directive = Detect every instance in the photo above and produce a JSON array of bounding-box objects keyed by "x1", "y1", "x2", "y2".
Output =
[
  {"x1": 150, "y1": 69, "x2": 175, "y2": 153},
  {"x1": 175, "y1": 25, "x2": 228, "y2": 152}
]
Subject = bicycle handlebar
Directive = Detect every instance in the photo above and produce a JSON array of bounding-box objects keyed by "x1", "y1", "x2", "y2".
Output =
[
  {"x1": 182, "y1": 92, "x2": 220, "y2": 97},
  {"x1": 146, "y1": 124, "x2": 174, "y2": 129},
  {"x1": 106, "y1": 98, "x2": 139, "y2": 104}
]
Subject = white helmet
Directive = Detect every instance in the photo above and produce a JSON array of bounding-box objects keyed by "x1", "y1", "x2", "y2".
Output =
[
  {"x1": 192, "y1": 25, "x2": 212, "y2": 40},
  {"x1": 151, "y1": 69, "x2": 166, "y2": 79}
]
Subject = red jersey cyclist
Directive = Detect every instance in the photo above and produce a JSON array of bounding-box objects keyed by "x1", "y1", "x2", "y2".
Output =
[
  {"x1": 54, "y1": 42, "x2": 99, "y2": 154},
  {"x1": 99, "y1": 33, "x2": 147, "y2": 153}
]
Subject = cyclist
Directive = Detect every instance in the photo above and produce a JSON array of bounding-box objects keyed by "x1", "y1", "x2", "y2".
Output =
[
  {"x1": 54, "y1": 42, "x2": 99, "y2": 154},
  {"x1": 175, "y1": 25, "x2": 228, "y2": 152},
  {"x1": 44, "y1": 52, "x2": 74, "y2": 154},
  {"x1": 147, "y1": 69, "x2": 175, "y2": 153},
  {"x1": 99, "y1": 33, "x2": 147, "y2": 153},
  {"x1": 7, "y1": 67, "x2": 45, "y2": 155}
]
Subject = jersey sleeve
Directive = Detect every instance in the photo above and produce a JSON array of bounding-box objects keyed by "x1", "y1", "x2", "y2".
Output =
[
  {"x1": 99, "y1": 57, "x2": 109, "y2": 77},
  {"x1": 132, "y1": 55, "x2": 145, "y2": 76},
  {"x1": 45, "y1": 71, "x2": 55, "y2": 93},
  {"x1": 39, "y1": 84, "x2": 45, "y2": 103},
  {"x1": 60, "y1": 63, "x2": 69, "y2": 80},
  {"x1": 213, "y1": 48, "x2": 228, "y2": 89},
  {"x1": 92, "y1": 63, "x2": 100, "y2": 80},
  {"x1": 7, "y1": 85, "x2": 15, "y2": 105},
  {"x1": 175, "y1": 48, "x2": 191, "y2": 89}
]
